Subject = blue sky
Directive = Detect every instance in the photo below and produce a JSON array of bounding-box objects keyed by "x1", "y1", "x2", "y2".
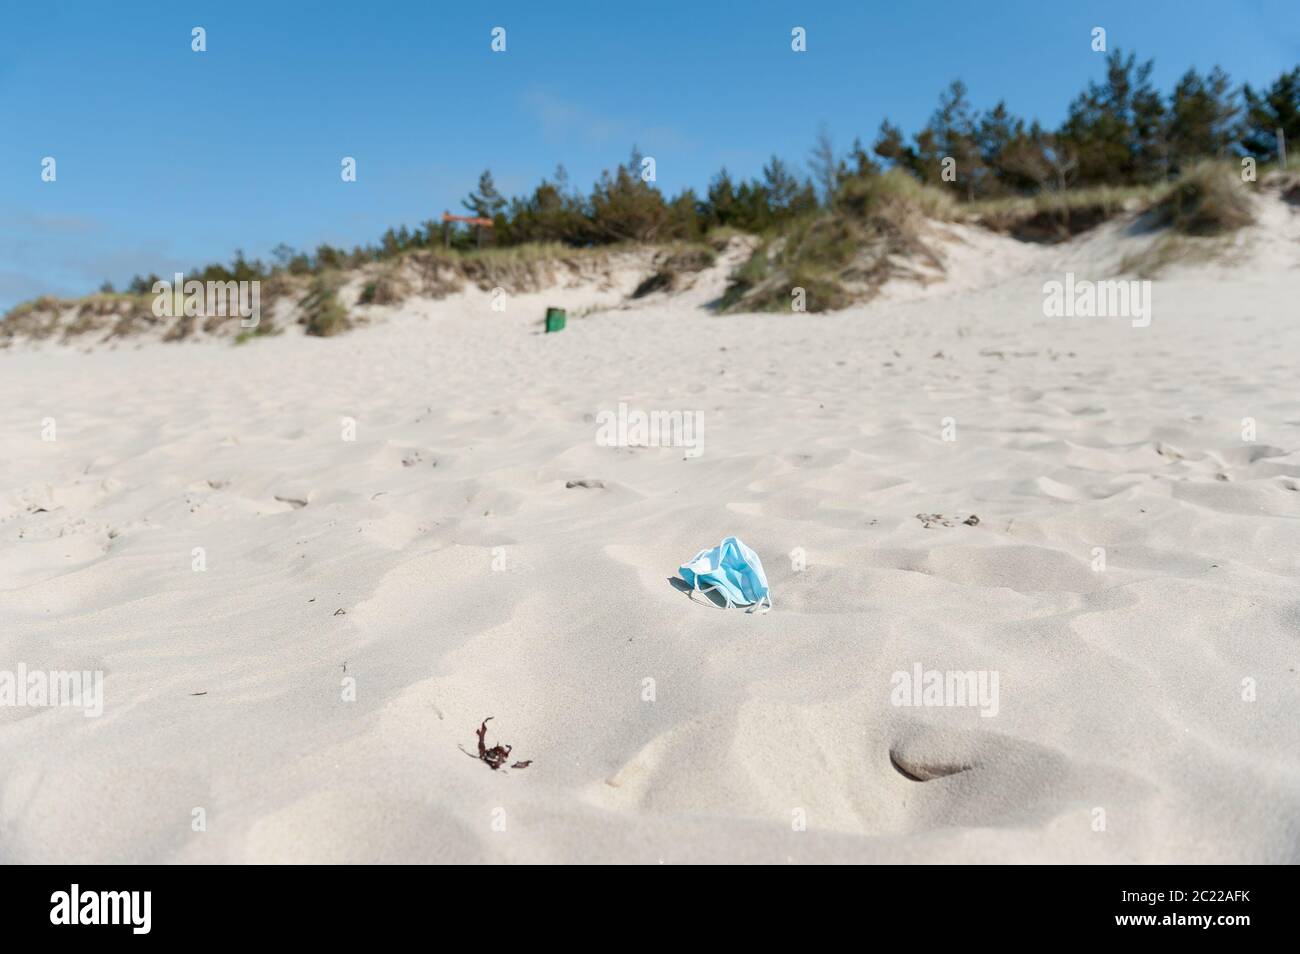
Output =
[{"x1": 2, "y1": 0, "x2": 1296, "y2": 310}]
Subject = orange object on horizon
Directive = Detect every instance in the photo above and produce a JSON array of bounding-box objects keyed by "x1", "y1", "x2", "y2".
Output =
[{"x1": 442, "y1": 212, "x2": 494, "y2": 227}]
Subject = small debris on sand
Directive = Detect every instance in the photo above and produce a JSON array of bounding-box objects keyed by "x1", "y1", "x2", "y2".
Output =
[
  {"x1": 566, "y1": 479, "x2": 605, "y2": 489},
  {"x1": 461, "y1": 717, "x2": 532, "y2": 771},
  {"x1": 916, "y1": 513, "x2": 981, "y2": 529}
]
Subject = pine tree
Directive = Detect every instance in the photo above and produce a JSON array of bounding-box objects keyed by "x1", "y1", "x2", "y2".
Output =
[
  {"x1": 1167, "y1": 67, "x2": 1239, "y2": 170},
  {"x1": 977, "y1": 102, "x2": 1025, "y2": 195},
  {"x1": 762, "y1": 156, "x2": 799, "y2": 215},
  {"x1": 587, "y1": 162, "x2": 670, "y2": 242},
  {"x1": 846, "y1": 137, "x2": 880, "y2": 178},
  {"x1": 927, "y1": 80, "x2": 983, "y2": 199},
  {"x1": 1061, "y1": 49, "x2": 1167, "y2": 185},
  {"x1": 808, "y1": 126, "x2": 844, "y2": 205},
  {"x1": 997, "y1": 122, "x2": 1078, "y2": 193},
  {"x1": 462, "y1": 169, "x2": 507, "y2": 219},
  {"x1": 704, "y1": 168, "x2": 738, "y2": 227},
  {"x1": 874, "y1": 120, "x2": 922, "y2": 179},
  {"x1": 1242, "y1": 67, "x2": 1300, "y2": 163}
]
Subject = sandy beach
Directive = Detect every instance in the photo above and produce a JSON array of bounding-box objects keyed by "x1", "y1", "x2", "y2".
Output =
[{"x1": 3, "y1": 203, "x2": 1298, "y2": 863}]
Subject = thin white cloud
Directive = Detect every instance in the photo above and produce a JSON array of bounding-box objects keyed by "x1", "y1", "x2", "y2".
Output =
[{"x1": 522, "y1": 89, "x2": 690, "y2": 154}]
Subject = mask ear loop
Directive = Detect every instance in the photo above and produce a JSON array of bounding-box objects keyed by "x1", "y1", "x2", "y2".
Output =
[
  {"x1": 688, "y1": 582, "x2": 771, "y2": 614},
  {"x1": 688, "y1": 581, "x2": 732, "y2": 610}
]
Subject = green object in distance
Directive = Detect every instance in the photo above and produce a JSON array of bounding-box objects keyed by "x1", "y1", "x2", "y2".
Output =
[{"x1": 545, "y1": 307, "x2": 566, "y2": 333}]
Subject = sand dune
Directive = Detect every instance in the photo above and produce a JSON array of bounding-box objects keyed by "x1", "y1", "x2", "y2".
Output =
[{"x1": 1, "y1": 199, "x2": 1298, "y2": 863}]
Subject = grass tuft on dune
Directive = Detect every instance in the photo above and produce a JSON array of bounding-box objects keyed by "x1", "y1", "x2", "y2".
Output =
[
  {"x1": 1150, "y1": 161, "x2": 1256, "y2": 235},
  {"x1": 720, "y1": 169, "x2": 953, "y2": 313},
  {"x1": 300, "y1": 275, "x2": 350, "y2": 337}
]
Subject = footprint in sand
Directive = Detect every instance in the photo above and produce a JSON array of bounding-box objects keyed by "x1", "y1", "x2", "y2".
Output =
[{"x1": 889, "y1": 748, "x2": 972, "y2": 782}]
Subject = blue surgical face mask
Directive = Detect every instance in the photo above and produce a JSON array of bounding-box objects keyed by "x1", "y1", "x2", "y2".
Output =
[{"x1": 679, "y1": 536, "x2": 772, "y2": 613}]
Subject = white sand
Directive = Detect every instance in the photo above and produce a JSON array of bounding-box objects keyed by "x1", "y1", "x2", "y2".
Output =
[{"x1": 2, "y1": 206, "x2": 1298, "y2": 863}]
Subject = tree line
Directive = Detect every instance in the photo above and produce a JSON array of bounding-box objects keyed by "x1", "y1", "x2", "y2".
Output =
[{"x1": 116, "y1": 51, "x2": 1299, "y2": 294}]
